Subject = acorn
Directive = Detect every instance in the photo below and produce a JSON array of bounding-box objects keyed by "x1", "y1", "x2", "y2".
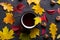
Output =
[
  {"x1": 56, "y1": 16, "x2": 60, "y2": 21},
  {"x1": 41, "y1": 22, "x2": 47, "y2": 27},
  {"x1": 44, "y1": 34, "x2": 49, "y2": 38},
  {"x1": 50, "y1": 0, "x2": 56, "y2": 6}
]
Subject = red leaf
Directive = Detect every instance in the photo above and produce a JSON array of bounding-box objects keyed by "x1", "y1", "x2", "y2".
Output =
[
  {"x1": 13, "y1": 8, "x2": 22, "y2": 13},
  {"x1": 42, "y1": 28, "x2": 46, "y2": 35},
  {"x1": 13, "y1": 3, "x2": 25, "y2": 13},
  {"x1": 46, "y1": 10, "x2": 55, "y2": 14},
  {"x1": 41, "y1": 14, "x2": 48, "y2": 22},
  {"x1": 57, "y1": 8, "x2": 60, "y2": 14},
  {"x1": 11, "y1": 25, "x2": 21, "y2": 31}
]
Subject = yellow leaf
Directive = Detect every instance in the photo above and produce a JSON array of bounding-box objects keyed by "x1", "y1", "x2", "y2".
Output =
[
  {"x1": 49, "y1": 23, "x2": 58, "y2": 40},
  {"x1": 32, "y1": 4, "x2": 45, "y2": 16},
  {"x1": 3, "y1": 13, "x2": 15, "y2": 24},
  {"x1": 57, "y1": 0, "x2": 60, "y2": 4},
  {"x1": 27, "y1": 0, "x2": 41, "y2": 5},
  {"x1": 30, "y1": 28, "x2": 40, "y2": 38},
  {"x1": 57, "y1": 34, "x2": 60, "y2": 39},
  {"x1": 34, "y1": 17, "x2": 41, "y2": 26},
  {"x1": 0, "y1": 26, "x2": 14, "y2": 40},
  {"x1": 0, "y1": 2, "x2": 13, "y2": 12}
]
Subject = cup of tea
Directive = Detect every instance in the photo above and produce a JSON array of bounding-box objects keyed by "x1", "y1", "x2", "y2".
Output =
[{"x1": 21, "y1": 11, "x2": 36, "y2": 29}]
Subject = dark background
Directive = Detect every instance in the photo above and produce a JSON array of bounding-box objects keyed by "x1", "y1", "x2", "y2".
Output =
[{"x1": 0, "y1": 0, "x2": 60, "y2": 40}]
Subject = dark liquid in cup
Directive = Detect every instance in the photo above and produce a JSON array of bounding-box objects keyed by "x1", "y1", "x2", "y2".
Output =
[{"x1": 23, "y1": 13, "x2": 35, "y2": 26}]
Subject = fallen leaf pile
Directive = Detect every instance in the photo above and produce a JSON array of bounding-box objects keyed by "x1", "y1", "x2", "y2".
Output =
[{"x1": 0, "y1": 0, "x2": 60, "y2": 40}]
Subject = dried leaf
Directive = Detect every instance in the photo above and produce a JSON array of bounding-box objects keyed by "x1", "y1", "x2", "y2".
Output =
[
  {"x1": 14, "y1": 3, "x2": 25, "y2": 13},
  {"x1": 19, "y1": 33, "x2": 31, "y2": 40},
  {"x1": 57, "y1": 8, "x2": 60, "y2": 14},
  {"x1": 49, "y1": 23, "x2": 57, "y2": 40},
  {"x1": 42, "y1": 28, "x2": 46, "y2": 35},
  {"x1": 57, "y1": 34, "x2": 60, "y2": 39},
  {"x1": 0, "y1": 2, "x2": 13, "y2": 12},
  {"x1": 11, "y1": 25, "x2": 21, "y2": 31},
  {"x1": 30, "y1": 28, "x2": 40, "y2": 38},
  {"x1": 34, "y1": 17, "x2": 41, "y2": 26},
  {"x1": 27, "y1": 0, "x2": 41, "y2": 5},
  {"x1": 0, "y1": 26, "x2": 14, "y2": 40},
  {"x1": 32, "y1": 4, "x2": 45, "y2": 16},
  {"x1": 46, "y1": 10, "x2": 55, "y2": 15},
  {"x1": 3, "y1": 13, "x2": 15, "y2": 24},
  {"x1": 57, "y1": 0, "x2": 60, "y2": 4},
  {"x1": 41, "y1": 14, "x2": 48, "y2": 22}
]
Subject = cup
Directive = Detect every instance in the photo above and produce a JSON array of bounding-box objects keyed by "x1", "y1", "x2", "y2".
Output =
[{"x1": 21, "y1": 11, "x2": 36, "y2": 29}]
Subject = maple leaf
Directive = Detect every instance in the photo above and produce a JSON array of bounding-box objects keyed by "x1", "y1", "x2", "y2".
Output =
[
  {"x1": 57, "y1": 34, "x2": 60, "y2": 39},
  {"x1": 0, "y1": 26, "x2": 14, "y2": 40},
  {"x1": 19, "y1": 33, "x2": 31, "y2": 40},
  {"x1": 32, "y1": 4, "x2": 45, "y2": 16},
  {"x1": 3, "y1": 13, "x2": 15, "y2": 25},
  {"x1": 0, "y1": 2, "x2": 13, "y2": 12},
  {"x1": 57, "y1": 0, "x2": 60, "y2": 4},
  {"x1": 30, "y1": 28, "x2": 40, "y2": 38},
  {"x1": 27, "y1": 0, "x2": 41, "y2": 5},
  {"x1": 34, "y1": 17, "x2": 41, "y2": 26},
  {"x1": 49, "y1": 23, "x2": 57, "y2": 40}
]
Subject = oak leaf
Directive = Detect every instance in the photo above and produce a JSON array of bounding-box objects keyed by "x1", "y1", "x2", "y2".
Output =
[{"x1": 49, "y1": 23, "x2": 57, "y2": 40}]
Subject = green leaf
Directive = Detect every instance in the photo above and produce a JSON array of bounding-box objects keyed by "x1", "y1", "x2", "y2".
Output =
[{"x1": 19, "y1": 33, "x2": 31, "y2": 40}]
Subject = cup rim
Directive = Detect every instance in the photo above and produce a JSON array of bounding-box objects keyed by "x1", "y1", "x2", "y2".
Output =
[{"x1": 21, "y1": 12, "x2": 36, "y2": 29}]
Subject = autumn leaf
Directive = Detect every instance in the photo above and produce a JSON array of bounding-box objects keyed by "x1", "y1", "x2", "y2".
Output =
[
  {"x1": 30, "y1": 28, "x2": 40, "y2": 38},
  {"x1": 57, "y1": 0, "x2": 60, "y2": 4},
  {"x1": 34, "y1": 17, "x2": 41, "y2": 26},
  {"x1": 58, "y1": 8, "x2": 60, "y2": 14},
  {"x1": 0, "y1": 2, "x2": 13, "y2": 12},
  {"x1": 57, "y1": 34, "x2": 60, "y2": 39},
  {"x1": 32, "y1": 4, "x2": 45, "y2": 16},
  {"x1": 49, "y1": 23, "x2": 57, "y2": 40},
  {"x1": 46, "y1": 10, "x2": 56, "y2": 15},
  {"x1": 27, "y1": 0, "x2": 41, "y2": 5},
  {"x1": 19, "y1": 33, "x2": 31, "y2": 40},
  {"x1": 3, "y1": 13, "x2": 15, "y2": 25},
  {"x1": 0, "y1": 26, "x2": 14, "y2": 40},
  {"x1": 14, "y1": 3, "x2": 25, "y2": 13}
]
